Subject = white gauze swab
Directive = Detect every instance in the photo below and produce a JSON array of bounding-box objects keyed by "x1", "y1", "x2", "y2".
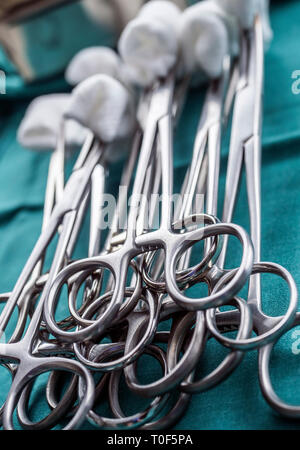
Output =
[
  {"x1": 64, "y1": 74, "x2": 136, "y2": 161},
  {"x1": 118, "y1": 0, "x2": 182, "y2": 87},
  {"x1": 65, "y1": 46, "x2": 133, "y2": 90},
  {"x1": 180, "y1": 1, "x2": 231, "y2": 80},
  {"x1": 17, "y1": 94, "x2": 87, "y2": 151}
]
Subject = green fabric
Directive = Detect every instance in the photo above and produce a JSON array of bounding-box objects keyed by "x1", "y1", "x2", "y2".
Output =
[{"x1": 1, "y1": 0, "x2": 300, "y2": 430}]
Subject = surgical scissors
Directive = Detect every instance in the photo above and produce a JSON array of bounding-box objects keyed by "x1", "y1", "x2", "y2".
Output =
[{"x1": 12, "y1": 126, "x2": 143, "y2": 430}]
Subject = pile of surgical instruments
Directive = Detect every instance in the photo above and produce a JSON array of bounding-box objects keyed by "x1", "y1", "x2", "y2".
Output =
[{"x1": 0, "y1": 0, "x2": 299, "y2": 430}]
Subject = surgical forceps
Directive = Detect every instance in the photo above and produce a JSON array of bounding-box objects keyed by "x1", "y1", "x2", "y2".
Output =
[
  {"x1": 0, "y1": 132, "x2": 110, "y2": 429},
  {"x1": 176, "y1": 17, "x2": 299, "y2": 415},
  {"x1": 122, "y1": 57, "x2": 254, "y2": 399},
  {"x1": 0, "y1": 120, "x2": 106, "y2": 354},
  {"x1": 33, "y1": 80, "x2": 199, "y2": 430},
  {"x1": 136, "y1": 77, "x2": 253, "y2": 314},
  {"x1": 204, "y1": 15, "x2": 297, "y2": 353},
  {"x1": 12, "y1": 130, "x2": 145, "y2": 430},
  {"x1": 31, "y1": 77, "x2": 178, "y2": 423},
  {"x1": 44, "y1": 67, "x2": 253, "y2": 347},
  {"x1": 40, "y1": 54, "x2": 251, "y2": 424},
  {"x1": 0, "y1": 124, "x2": 66, "y2": 346},
  {"x1": 84, "y1": 74, "x2": 254, "y2": 401}
]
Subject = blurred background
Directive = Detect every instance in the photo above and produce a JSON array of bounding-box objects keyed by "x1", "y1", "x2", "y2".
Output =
[{"x1": 0, "y1": 0, "x2": 190, "y2": 85}]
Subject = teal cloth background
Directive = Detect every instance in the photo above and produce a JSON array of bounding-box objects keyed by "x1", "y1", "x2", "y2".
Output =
[
  {"x1": 1, "y1": 0, "x2": 300, "y2": 430},
  {"x1": 0, "y1": 2, "x2": 116, "y2": 86}
]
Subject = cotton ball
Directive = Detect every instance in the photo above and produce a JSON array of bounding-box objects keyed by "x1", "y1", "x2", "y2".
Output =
[
  {"x1": 138, "y1": 0, "x2": 182, "y2": 36},
  {"x1": 180, "y1": 3, "x2": 229, "y2": 79},
  {"x1": 65, "y1": 47, "x2": 122, "y2": 86},
  {"x1": 65, "y1": 120, "x2": 88, "y2": 149},
  {"x1": 18, "y1": 94, "x2": 86, "y2": 151},
  {"x1": 192, "y1": 0, "x2": 239, "y2": 56},
  {"x1": 118, "y1": 1, "x2": 181, "y2": 87},
  {"x1": 64, "y1": 74, "x2": 136, "y2": 144}
]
